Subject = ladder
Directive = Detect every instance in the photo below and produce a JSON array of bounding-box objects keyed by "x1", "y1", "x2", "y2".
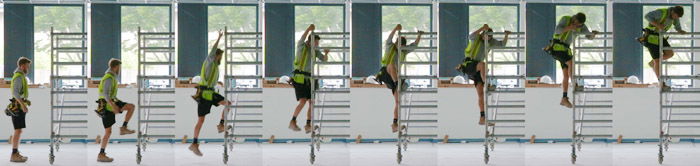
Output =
[
  {"x1": 49, "y1": 27, "x2": 89, "y2": 165},
  {"x1": 307, "y1": 31, "x2": 352, "y2": 164},
  {"x1": 657, "y1": 32, "x2": 700, "y2": 164},
  {"x1": 570, "y1": 32, "x2": 614, "y2": 164},
  {"x1": 136, "y1": 27, "x2": 177, "y2": 164},
  {"x1": 481, "y1": 31, "x2": 527, "y2": 164},
  {"x1": 395, "y1": 31, "x2": 439, "y2": 164},
  {"x1": 222, "y1": 28, "x2": 264, "y2": 164}
]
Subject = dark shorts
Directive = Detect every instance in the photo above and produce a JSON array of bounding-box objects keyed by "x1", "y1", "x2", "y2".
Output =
[
  {"x1": 458, "y1": 59, "x2": 484, "y2": 85},
  {"x1": 197, "y1": 92, "x2": 225, "y2": 117},
  {"x1": 292, "y1": 79, "x2": 318, "y2": 101},
  {"x1": 101, "y1": 100, "x2": 129, "y2": 128},
  {"x1": 550, "y1": 49, "x2": 572, "y2": 69},
  {"x1": 377, "y1": 67, "x2": 406, "y2": 93},
  {"x1": 12, "y1": 112, "x2": 26, "y2": 129},
  {"x1": 643, "y1": 38, "x2": 671, "y2": 59}
]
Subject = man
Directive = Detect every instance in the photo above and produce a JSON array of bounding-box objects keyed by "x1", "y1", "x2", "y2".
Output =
[
  {"x1": 545, "y1": 13, "x2": 598, "y2": 108},
  {"x1": 6, "y1": 57, "x2": 31, "y2": 162},
  {"x1": 375, "y1": 24, "x2": 423, "y2": 132},
  {"x1": 96, "y1": 58, "x2": 136, "y2": 162},
  {"x1": 640, "y1": 6, "x2": 686, "y2": 80},
  {"x1": 456, "y1": 24, "x2": 510, "y2": 125},
  {"x1": 288, "y1": 24, "x2": 329, "y2": 133},
  {"x1": 189, "y1": 30, "x2": 232, "y2": 156}
]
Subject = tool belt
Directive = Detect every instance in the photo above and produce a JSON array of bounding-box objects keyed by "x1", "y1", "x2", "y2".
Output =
[
  {"x1": 5, "y1": 98, "x2": 30, "y2": 117},
  {"x1": 291, "y1": 70, "x2": 312, "y2": 85},
  {"x1": 638, "y1": 28, "x2": 666, "y2": 45},
  {"x1": 543, "y1": 39, "x2": 570, "y2": 55},
  {"x1": 191, "y1": 86, "x2": 215, "y2": 103},
  {"x1": 457, "y1": 57, "x2": 477, "y2": 74},
  {"x1": 95, "y1": 98, "x2": 120, "y2": 118}
]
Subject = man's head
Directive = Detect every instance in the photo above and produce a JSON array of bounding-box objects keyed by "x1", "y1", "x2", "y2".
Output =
[
  {"x1": 671, "y1": 6, "x2": 684, "y2": 19},
  {"x1": 307, "y1": 35, "x2": 321, "y2": 47},
  {"x1": 17, "y1": 57, "x2": 31, "y2": 74},
  {"x1": 572, "y1": 12, "x2": 586, "y2": 26},
  {"x1": 396, "y1": 37, "x2": 408, "y2": 46},
  {"x1": 108, "y1": 58, "x2": 122, "y2": 75},
  {"x1": 215, "y1": 49, "x2": 224, "y2": 63},
  {"x1": 481, "y1": 28, "x2": 494, "y2": 41}
]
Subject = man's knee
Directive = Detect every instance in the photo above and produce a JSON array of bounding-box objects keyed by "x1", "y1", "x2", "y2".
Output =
[
  {"x1": 14, "y1": 129, "x2": 22, "y2": 134},
  {"x1": 104, "y1": 128, "x2": 112, "y2": 134},
  {"x1": 125, "y1": 104, "x2": 135, "y2": 111}
]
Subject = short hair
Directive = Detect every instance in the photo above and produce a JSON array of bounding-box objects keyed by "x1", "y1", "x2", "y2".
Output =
[
  {"x1": 308, "y1": 35, "x2": 321, "y2": 42},
  {"x1": 573, "y1": 13, "x2": 586, "y2": 23},
  {"x1": 671, "y1": 6, "x2": 684, "y2": 17},
  {"x1": 108, "y1": 58, "x2": 122, "y2": 68},
  {"x1": 17, "y1": 57, "x2": 31, "y2": 66},
  {"x1": 215, "y1": 49, "x2": 224, "y2": 56}
]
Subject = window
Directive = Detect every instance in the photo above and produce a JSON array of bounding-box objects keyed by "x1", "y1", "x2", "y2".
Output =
[
  {"x1": 208, "y1": 5, "x2": 259, "y2": 88},
  {"x1": 34, "y1": 6, "x2": 84, "y2": 84},
  {"x1": 121, "y1": 5, "x2": 171, "y2": 84},
  {"x1": 555, "y1": 5, "x2": 606, "y2": 84},
  {"x1": 0, "y1": 5, "x2": 4, "y2": 78},
  {"x1": 381, "y1": 5, "x2": 433, "y2": 87},
  {"x1": 642, "y1": 5, "x2": 693, "y2": 85},
  {"x1": 295, "y1": 5, "x2": 345, "y2": 87},
  {"x1": 469, "y1": 5, "x2": 521, "y2": 86}
]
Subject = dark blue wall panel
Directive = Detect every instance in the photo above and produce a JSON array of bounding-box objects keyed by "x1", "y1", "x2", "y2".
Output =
[
  {"x1": 613, "y1": 3, "x2": 643, "y2": 79},
  {"x1": 178, "y1": 4, "x2": 208, "y2": 78},
  {"x1": 4, "y1": 4, "x2": 34, "y2": 79},
  {"x1": 439, "y1": 3, "x2": 468, "y2": 77},
  {"x1": 265, "y1": 4, "x2": 295, "y2": 77},
  {"x1": 352, "y1": 3, "x2": 382, "y2": 77},
  {"x1": 91, "y1": 4, "x2": 121, "y2": 77},
  {"x1": 525, "y1": 3, "x2": 556, "y2": 78}
]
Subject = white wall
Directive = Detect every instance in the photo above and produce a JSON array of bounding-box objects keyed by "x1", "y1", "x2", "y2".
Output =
[{"x1": 0, "y1": 86, "x2": 696, "y2": 141}]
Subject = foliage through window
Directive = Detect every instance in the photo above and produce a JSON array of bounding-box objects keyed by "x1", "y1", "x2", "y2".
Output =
[
  {"x1": 121, "y1": 6, "x2": 171, "y2": 84},
  {"x1": 34, "y1": 6, "x2": 83, "y2": 84}
]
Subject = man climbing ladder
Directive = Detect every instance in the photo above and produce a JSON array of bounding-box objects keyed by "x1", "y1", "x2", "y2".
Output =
[
  {"x1": 189, "y1": 30, "x2": 233, "y2": 156},
  {"x1": 544, "y1": 12, "x2": 598, "y2": 108},
  {"x1": 95, "y1": 58, "x2": 136, "y2": 162},
  {"x1": 456, "y1": 24, "x2": 510, "y2": 125},
  {"x1": 288, "y1": 24, "x2": 329, "y2": 133},
  {"x1": 639, "y1": 6, "x2": 686, "y2": 81}
]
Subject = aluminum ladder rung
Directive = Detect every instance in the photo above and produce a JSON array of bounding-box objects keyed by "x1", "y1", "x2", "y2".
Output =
[
  {"x1": 574, "y1": 105, "x2": 613, "y2": 108},
  {"x1": 574, "y1": 120, "x2": 613, "y2": 123},
  {"x1": 55, "y1": 135, "x2": 88, "y2": 138},
  {"x1": 317, "y1": 134, "x2": 351, "y2": 138},
  {"x1": 661, "y1": 105, "x2": 700, "y2": 109},
  {"x1": 402, "y1": 134, "x2": 438, "y2": 138},
  {"x1": 661, "y1": 61, "x2": 700, "y2": 65},
  {"x1": 139, "y1": 90, "x2": 176, "y2": 94},
  {"x1": 399, "y1": 105, "x2": 437, "y2": 108},
  {"x1": 661, "y1": 75, "x2": 700, "y2": 79},
  {"x1": 52, "y1": 105, "x2": 88, "y2": 109},
  {"x1": 226, "y1": 61, "x2": 262, "y2": 65},
  {"x1": 404, "y1": 88, "x2": 438, "y2": 93},
  {"x1": 315, "y1": 120, "x2": 350, "y2": 123},
  {"x1": 488, "y1": 120, "x2": 525, "y2": 123},
  {"x1": 227, "y1": 105, "x2": 263, "y2": 109},
  {"x1": 53, "y1": 120, "x2": 88, "y2": 123},
  {"x1": 401, "y1": 61, "x2": 438, "y2": 65},
  {"x1": 228, "y1": 134, "x2": 263, "y2": 138},
  {"x1": 51, "y1": 90, "x2": 88, "y2": 94},
  {"x1": 316, "y1": 88, "x2": 350, "y2": 93},
  {"x1": 142, "y1": 135, "x2": 176, "y2": 138},
  {"x1": 315, "y1": 61, "x2": 350, "y2": 65},
  {"x1": 225, "y1": 120, "x2": 262, "y2": 123},
  {"x1": 226, "y1": 88, "x2": 263, "y2": 93},
  {"x1": 490, "y1": 134, "x2": 526, "y2": 138},
  {"x1": 577, "y1": 134, "x2": 614, "y2": 138},
  {"x1": 140, "y1": 105, "x2": 176, "y2": 109},
  {"x1": 140, "y1": 120, "x2": 175, "y2": 123},
  {"x1": 401, "y1": 119, "x2": 437, "y2": 123},
  {"x1": 488, "y1": 88, "x2": 525, "y2": 93},
  {"x1": 52, "y1": 76, "x2": 88, "y2": 80},
  {"x1": 662, "y1": 120, "x2": 700, "y2": 123},
  {"x1": 313, "y1": 105, "x2": 350, "y2": 108},
  {"x1": 488, "y1": 105, "x2": 525, "y2": 108},
  {"x1": 53, "y1": 62, "x2": 87, "y2": 65}
]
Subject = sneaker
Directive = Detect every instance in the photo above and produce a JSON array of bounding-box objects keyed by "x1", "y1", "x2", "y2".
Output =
[
  {"x1": 288, "y1": 120, "x2": 301, "y2": 132},
  {"x1": 97, "y1": 153, "x2": 113, "y2": 162},
  {"x1": 217, "y1": 123, "x2": 225, "y2": 133},
  {"x1": 391, "y1": 123, "x2": 399, "y2": 133},
  {"x1": 560, "y1": 97, "x2": 573, "y2": 108},
  {"x1": 188, "y1": 143, "x2": 203, "y2": 156},
  {"x1": 120, "y1": 126, "x2": 135, "y2": 135},
  {"x1": 304, "y1": 123, "x2": 312, "y2": 134},
  {"x1": 479, "y1": 116, "x2": 495, "y2": 126},
  {"x1": 10, "y1": 153, "x2": 28, "y2": 163}
]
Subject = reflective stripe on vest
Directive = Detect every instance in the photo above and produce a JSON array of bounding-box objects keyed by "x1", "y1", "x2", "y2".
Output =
[
  {"x1": 198, "y1": 59, "x2": 219, "y2": 88},
  {"x1": 381, "y1": 44, "x2": 407, "y2": 66},
  {"x1": 11, "y1": 72, "x2": 28, "y2": 99},
  {"x1": 646, "y1": 8, "x2": 673, "y2": 31},
  {"x1": 98, "y1": 73, "x2": 118, "y2": 111},
  {"x1": 464, "y1": 35, "x2": 483, "y2": 59},
  {"x1": 553, "y1": 16, "x2": 577, "y2": 42}
]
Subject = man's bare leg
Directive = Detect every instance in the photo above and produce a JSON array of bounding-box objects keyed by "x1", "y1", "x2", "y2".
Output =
[
  {"x1": 189, "y1": 117, "x2": 205, "y2": 156},
  {"x1": 560, "y1": 60, "x2": 573, "y2": 108},
  {"x1": 652, "y1": 50, "x2": 675, "y2": 80},
  {"x1": 476, "y1": 83, "x2": 486, "y2": 125},
  {"x1": 217, "y1": 100, "x2": 231, "y2": 133},
  {"x1": 97, "y1": 127, "x2": 113, "y2": 162},
  {"x1": 304, "y1": 100, "x2": 314, "y2": 133},
  {"x1": 119, "y1": 104, "x2": 135, "y2": 135},
  {"x1": 391, "y1": 89, "x2": 400, "y2": 133},
  {"x1": 289, "y1": 98, "x2": 308, "y2": 131}
]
